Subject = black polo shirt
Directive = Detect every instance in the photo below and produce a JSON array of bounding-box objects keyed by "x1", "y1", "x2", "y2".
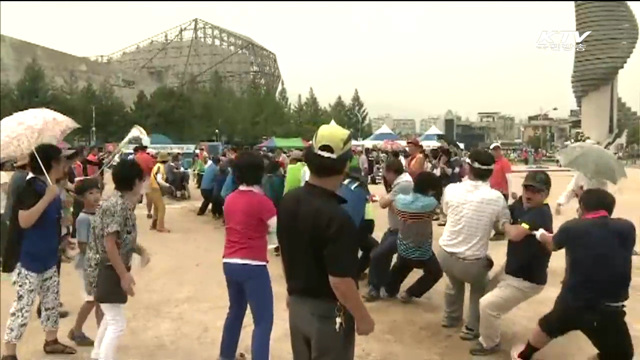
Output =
[
  {"x1": 277, "y1": 182, "x2": 359, "y2": 301},
  {"x1": 505, "y1": 198, "x2": 553, "y2": 285},
  {"x1": 553, "y1": 216, "x2": 635, "y2": 307}
]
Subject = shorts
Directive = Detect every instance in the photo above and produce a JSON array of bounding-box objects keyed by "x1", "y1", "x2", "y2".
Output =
[
  {"x1": 538, "y1": 299, "x2": 634, "y2": 360},
  {"x1": 77, "y1": 269, "x2": 94, "y2": 302},
  {"x1": 142, "y1": 179, "x2": 151, "y2": 194}
]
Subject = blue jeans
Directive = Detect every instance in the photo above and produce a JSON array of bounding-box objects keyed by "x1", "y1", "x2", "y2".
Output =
[
  {"x1": 367, "y1": 228, "x2": 399, "y2": 291},
  {"x1": 219, "y1": 263, "x2": 273, "y2": 360}
]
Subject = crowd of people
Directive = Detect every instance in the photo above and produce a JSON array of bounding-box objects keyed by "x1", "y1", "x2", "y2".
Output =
[{"x1": 0, "y1": 121, "x2": 636, "y2": 360}]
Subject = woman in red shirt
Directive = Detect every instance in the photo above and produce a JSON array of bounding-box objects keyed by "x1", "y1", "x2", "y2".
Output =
[{"x1": 219, "y1": 151, "x2": 276, "y2": 360}]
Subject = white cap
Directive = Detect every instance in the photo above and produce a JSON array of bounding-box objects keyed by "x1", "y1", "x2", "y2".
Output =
[{"x1": 489, "y1": 142, "x2": 501, "y2": 150}]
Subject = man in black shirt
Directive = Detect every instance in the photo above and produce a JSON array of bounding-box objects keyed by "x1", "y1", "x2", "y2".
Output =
[
  {"x1": 471, "y1": 171, "x2": 553, "y2": 356},
  {"x1": 514, "y1": 188, "x2": 635, "y2": 360},
  {"x1": 278, "y1": 123, "x2": 375, "y2": 360}
]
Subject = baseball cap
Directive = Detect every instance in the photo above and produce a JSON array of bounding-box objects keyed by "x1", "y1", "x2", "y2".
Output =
[
  {"x1": 489, "y1": 143, "x2": 501, "y2": 150},
  {"x1": 311, "y1": 123, "x2": 352, "y2": 159},
  {"x1": 407, "y1": 138, "x2": 421, "y2": 147},
  {"x1": 522, "y1": 171, "x2": 551, "y2": 191}
]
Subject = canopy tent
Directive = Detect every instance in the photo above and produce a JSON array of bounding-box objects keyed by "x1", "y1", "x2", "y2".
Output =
[
  {"x1": 329, "y1": 119, "x2": 338, "y2": 126},
  {"x1": 150, "y1": 133, "x2": 173, "y2": 145},
  {"x1": 256, "y1": 137, "x2": 308, "y2": 149},
  {"x1": 366, "y1": 124, "x2": 399, "y2": 141},
  {"x1": 419, "y1": 125, "x2": 444, "y2": 142}
]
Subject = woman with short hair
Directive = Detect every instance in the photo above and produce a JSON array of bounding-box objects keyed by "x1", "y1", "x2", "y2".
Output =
[{"x1": 219, "y1": 151, "x2": 276, "y2": 360}]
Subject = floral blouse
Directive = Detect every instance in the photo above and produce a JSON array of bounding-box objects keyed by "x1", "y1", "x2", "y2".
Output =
[{"x1": 84, "y1": 191, "x2": 137, "y2": 295}]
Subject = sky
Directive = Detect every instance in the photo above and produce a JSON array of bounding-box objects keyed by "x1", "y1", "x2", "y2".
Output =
[{"x1": 1, "y1": 1, "x2": 639, "y2": 122}]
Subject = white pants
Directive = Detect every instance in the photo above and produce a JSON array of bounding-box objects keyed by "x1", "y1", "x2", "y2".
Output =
[
  {"x1": 91, "y1": 303, "x2": 126, "y2": 360},
  {"x1": 479, "y1": 274, "x2": 544, "y2": 348}
]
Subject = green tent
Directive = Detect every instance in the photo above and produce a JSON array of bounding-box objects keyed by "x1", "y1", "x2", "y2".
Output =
[{"x1": 256, "y1": 137, "x2": 307, "y2": 149}]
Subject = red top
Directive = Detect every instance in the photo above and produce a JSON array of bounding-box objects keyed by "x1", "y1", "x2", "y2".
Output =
[
  {"x1": 73, "y1": 161, "x2": 84, "y2": 179},
  {"x1": 223, "y1": 189, "x2": 276, "y2": 263},
  {"x1": 489, "y1": 156, "x2": 512, "y2": 194},
  {"x1": 135, "y1": 152, "x2": 156, "y2": 178},
  {"x1": 86, "y1": 154, "x2": 99, "y2": 176}
]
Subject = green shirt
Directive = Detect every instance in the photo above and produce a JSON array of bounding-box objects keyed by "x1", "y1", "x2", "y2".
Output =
[
  {"x1": 284, "y1": 162, "x2": 305, "y2": 194},
  {"x1": 365, "y1": 202, "x2": 374, "y2": 220}
]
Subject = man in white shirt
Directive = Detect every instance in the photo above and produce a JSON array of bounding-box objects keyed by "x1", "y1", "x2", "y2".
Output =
[{"x1": 437, "y1": 149, "x2": 511, "y2": 341}]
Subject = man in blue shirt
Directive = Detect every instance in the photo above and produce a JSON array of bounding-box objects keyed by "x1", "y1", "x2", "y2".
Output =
[
  {"x1": 197, "y1": 157, "x2": 220, "y2": 216},
  {"x1": 2, "y1": 144, "x2": 78, "y2": 358}
]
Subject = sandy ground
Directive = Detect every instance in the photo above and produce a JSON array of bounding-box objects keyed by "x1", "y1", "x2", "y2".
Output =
[{"x1": 1, "y1": 168, "x2": 639, "y2": 360}]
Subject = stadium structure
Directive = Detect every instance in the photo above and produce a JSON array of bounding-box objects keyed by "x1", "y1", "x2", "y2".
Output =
[{"x1": 0, "y1": 18, "x2": 282, "y2": 103}]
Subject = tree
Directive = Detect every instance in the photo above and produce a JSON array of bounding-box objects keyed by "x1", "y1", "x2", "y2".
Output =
[
  {"x1": 329, "y1": 96, "x2": 348, "y2": 127},
  {"x1": 627, "y1": 119, "x2": 639, "y2": 147},
  {"x1": 526, "y1": 133, "x2": 542, "y2": 149},
  {"x1": 13, "y1": 58, "x2": 52, "y2": 111},
  {"x1": 346, "y1": 89, "x2": 371, "y2": 139},
  {"x1": 277, "y1": 80, "x2": 290, "y2": 112},
  {"x1": 0, "y1": 81, "x2": 16, "y2": 119}
]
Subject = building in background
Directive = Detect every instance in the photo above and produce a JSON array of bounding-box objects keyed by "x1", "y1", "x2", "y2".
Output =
[
  {"x1": 419, "y1": 116, "x2": 441, "y2": 134},
  {"x1": 0, "y1": 18, "x2": 281, "y2": 104},
  {"x1": 370, "y1": 114, "x2": 394, "y2": 131},
  {"x1": 392, "y1": 118, "x2": 417, "y2": 136}
]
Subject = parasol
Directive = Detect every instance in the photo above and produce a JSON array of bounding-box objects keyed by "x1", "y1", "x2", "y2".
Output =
[
  {"x1": 556, "y1": 142, "x2": 626, "y2": 184},
  {"x1": 1, "y1": 108, "x2": 80, "y2": 183},
  {"x1": 380, "y1": 140, "x2": 404, "y2": 151}
]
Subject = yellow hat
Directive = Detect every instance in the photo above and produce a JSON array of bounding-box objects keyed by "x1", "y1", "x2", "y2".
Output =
[
  {"x1": 157, "y1": 152, "x2": 170, "y2": 162},
  {"x1": 311, "y1": 123, "x2": 352, "y2": 159}
]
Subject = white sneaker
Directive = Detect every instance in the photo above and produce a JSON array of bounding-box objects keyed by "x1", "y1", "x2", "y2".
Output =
[{"x1": 510, "y1": 344, "x2": 525, "y2": 360}]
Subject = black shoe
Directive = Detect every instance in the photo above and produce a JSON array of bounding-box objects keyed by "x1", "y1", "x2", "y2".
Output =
[
  {"x1": 1, "y1": 355, "x2": 18, "y2": 360},
  {"x1": 363, "y1": 289, "x2": 381, "y2": 302},
  {"x1": 469, "y1": 340, "x2": 500, "y2": 356}
]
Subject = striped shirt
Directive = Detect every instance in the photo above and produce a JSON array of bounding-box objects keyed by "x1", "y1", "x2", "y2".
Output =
[
  {"x1": 438, "y1": 179, "x2": 510, "y2": 260},
  {"x1": 394, "y1": 193, "x2": 438, "y2": 260}
]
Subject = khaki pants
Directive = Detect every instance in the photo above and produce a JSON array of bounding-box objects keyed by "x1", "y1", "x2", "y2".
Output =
[
  {"x1": 148, "y1": 188, "x2": 166, "y2": 229},
  {"x1": 436, "y1": 248, "x2": 492, "y2": 332},
  {"x1": 479, "y1": 273, "x2": 544, "y2": 348}
]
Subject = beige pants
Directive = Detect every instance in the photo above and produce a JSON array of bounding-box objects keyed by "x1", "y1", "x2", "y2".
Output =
[{"x1": 479, "y1": 272, "x2": 544, "y2": 348}]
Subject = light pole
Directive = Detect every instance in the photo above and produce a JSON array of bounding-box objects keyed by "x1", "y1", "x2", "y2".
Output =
[
  {"x1": 215, "y1": 129, "x2": 220, "y2": 143},
  {"x1": 90, "y1": 105, "x2": 96, "y2": 145},
  {"x1": 352, "y1": 110, "x2": 363, "y2": 141}
]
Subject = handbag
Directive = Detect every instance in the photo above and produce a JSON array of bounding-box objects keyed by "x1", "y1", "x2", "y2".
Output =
[{"x1": 95, "y1": 264, "x2": 129, "y2": 304}]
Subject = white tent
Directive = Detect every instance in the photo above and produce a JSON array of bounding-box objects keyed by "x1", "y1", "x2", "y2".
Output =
[
  {"x1": 329, "y1": 119, "x2": 338, "y2": 126},
  {"x1": 424, "y1": 125, "x2": 443, "y2": 135},
  {"x1": 366, "y1": 124, "x2": 399, "y2": 142}
]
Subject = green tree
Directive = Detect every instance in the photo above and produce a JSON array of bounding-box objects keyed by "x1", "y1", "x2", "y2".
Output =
[
  {"x1": 627, "y1": 119, "x2": 639, "y2": 146},
  {"x1": 329, "y1": 96, "x2": 348, "y2": 127},
  {"x1": 346, "y1": 89, "x2": 371, "y2": 139},
  {"x1": 0, "y1": 81, "x2": 16, "y2": 119},
  {"x1": 13, "y1": 58, "x2": 52, "y2": 111},
  {"x1": 526, "y1": 133, "x2": 542, "y2": 149}
]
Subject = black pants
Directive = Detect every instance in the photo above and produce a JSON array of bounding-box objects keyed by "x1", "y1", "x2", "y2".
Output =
[
  {"x1": 538, "y1": 300, "x2": 634, "y2": 360},
  {"x1": 289, "y1": 296, "x2": 355, "y2": 360},
  {"x1": 197, "y1": 188, "x2": 213, "y2": 215},
  {"x1": 385, "y1": 254, "x2": 443, "y2": 298},
  {"x1": 211, "y1": 194, "x2": 224, "y2": 218},
  {"x1": 196, "y1": 173, "x2": 204, "y2": 189},
  {"x1": 367, "y1": 229, "x2": 398, "y2": 291},
  {"x1": 357, "y1": 236, "x2": 379, "y2": 277}
]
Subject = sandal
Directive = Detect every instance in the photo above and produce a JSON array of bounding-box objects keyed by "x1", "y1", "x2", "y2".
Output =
[
  {"x1": 43, "y1": 338, "x2": 77, "y2": 354},
  {"x1": 156, "y1": 228, "x2": 171, "y2": 233}
]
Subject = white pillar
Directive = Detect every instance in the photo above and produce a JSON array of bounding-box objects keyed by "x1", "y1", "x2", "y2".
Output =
[{"x1": 580, "y1": 77, "x2": 617, "y2": 143}]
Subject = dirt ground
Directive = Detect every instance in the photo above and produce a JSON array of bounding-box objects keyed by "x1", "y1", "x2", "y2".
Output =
[{"x1": 1, "y1": 168, "x2": 639, "y2": 360}]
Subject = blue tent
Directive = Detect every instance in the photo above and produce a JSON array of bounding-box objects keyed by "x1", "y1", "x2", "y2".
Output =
[
  {"x1": 150, "y1": 133, "x2": 173, "y2": 145},
  {"x1": 419, "y1": 126, "x2": 444, "y2": 142}
]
